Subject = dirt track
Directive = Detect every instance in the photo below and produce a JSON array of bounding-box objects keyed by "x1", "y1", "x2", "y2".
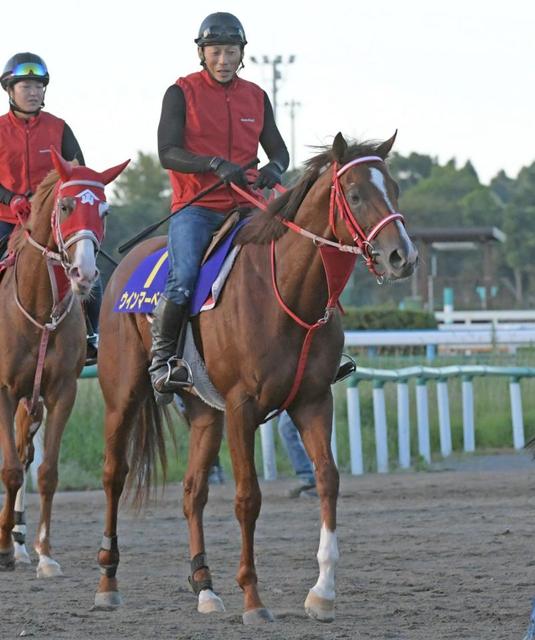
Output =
[{"x1": 1, "y1": 458, "x2": 534, "y2": 640}]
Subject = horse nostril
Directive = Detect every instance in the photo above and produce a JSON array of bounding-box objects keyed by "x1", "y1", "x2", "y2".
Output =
[{"x1": 388, "y1": 249, "x2": 407, "y2": 270}]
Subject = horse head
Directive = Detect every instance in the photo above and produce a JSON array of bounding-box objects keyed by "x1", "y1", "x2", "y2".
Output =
[
  {"x1": 330, "y1": 132, "x2": 418, "y2": 281},
  {"x1": 49, "y1": 147, "x2": 129, "y2": 296}
]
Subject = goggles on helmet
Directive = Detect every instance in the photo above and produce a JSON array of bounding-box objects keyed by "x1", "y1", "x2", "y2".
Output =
[{"x1": 11, "y1": 61, "x2": 47, "y2": 79}]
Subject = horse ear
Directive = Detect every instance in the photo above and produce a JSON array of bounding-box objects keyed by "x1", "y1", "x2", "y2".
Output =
[
  {"x1": 332, "y1": 132, "x2": 348, "y2": 163},
  {"x1": 98, "y1": 159, "x2": 131, "y2": 185},
  {"x1": 50, "y1": 145, "x2": 73, "y2": 181},
  {"x1": 376, "y1": 130, "x2": 398, "y2": 159}
]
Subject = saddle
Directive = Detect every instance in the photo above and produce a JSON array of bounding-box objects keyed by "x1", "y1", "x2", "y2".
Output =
[{"x1": 114, "y1": 210, "x2": 249, "y2": 315}]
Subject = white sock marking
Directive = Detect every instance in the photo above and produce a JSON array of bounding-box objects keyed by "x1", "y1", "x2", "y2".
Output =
[{"x1": 311, "y1": 522, "x2": 339, "y2": 600}]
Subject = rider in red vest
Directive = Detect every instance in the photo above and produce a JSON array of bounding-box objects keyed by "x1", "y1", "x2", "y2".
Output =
[
  {"x1": 150, "y1": 12, "x2": 289, "y2": 403},
  {"x1": 0, "y1": 52, "x2": 101, "y2": 364}
]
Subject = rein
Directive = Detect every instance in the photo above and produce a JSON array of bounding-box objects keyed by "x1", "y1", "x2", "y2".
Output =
[{"x1": 232, "y1": 156, "x2": 404, "y2": 414}]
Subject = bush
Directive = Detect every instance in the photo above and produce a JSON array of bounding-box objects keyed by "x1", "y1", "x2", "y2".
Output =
[{"x1": 341, "y1": 306, "x2": 437, "y2": 330}]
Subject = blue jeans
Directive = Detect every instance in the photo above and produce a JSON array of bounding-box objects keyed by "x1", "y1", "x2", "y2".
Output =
[
  {"x1": 0, "y1": 221, "x2": 14, "y2": 241},
  {"x1": 164, "y1": 206, "x2": 226, "y2": 305},
  {"x1": 278, "y1": 412, "x2": 315, "y2": 485}
]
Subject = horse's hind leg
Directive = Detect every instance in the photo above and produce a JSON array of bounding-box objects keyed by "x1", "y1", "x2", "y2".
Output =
[
  {"x1": 95, "y1": 380, "x2": 148, "y2": 608},
  {"x1": 0, "y1": 390, "x2": 22, "y2": 571},
  {"x1": 290, "y1": 392, "x2": 339, "y2": 623},
  {"x1": 226, "y1": 396, "x2": 273, "y2": 625},
  {"x1": 181, "y1": 395, "x2": 225, "y2": 614},
  {"x1": 34, "y1": 385, "x2": 77, "y2": 578}
]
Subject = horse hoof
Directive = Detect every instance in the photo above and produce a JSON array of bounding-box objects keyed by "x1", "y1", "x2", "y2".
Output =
[
  {"x1": 36, "y1": 557, "x2": 63, "y2": 578},
  {"x1": 94, "y1": 591, "x2": 123, "y2": 609},
  {"x1": 198, "y1": 589, "x2": 225, "y2": 614},
  {"x1": 242, "y1": 607, "x2": 274, "y2": 625},
  {"x1": 304, "y1": 590, "x2": 335, "y2": 622},
  {"x1": 0, "y1": 547, "x2": 15, "y2": 571},
  {"x1": 14, "y1": 543, "x2": 31, "y2": 566}
]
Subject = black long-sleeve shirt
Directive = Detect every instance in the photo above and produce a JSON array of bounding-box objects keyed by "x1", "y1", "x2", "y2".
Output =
[
  {"x1": 0, "y1": 121, "x2": 84, "y2": 205},
  {"x1": 157, "y1": 84, "x2": 289, "y2": 174}
]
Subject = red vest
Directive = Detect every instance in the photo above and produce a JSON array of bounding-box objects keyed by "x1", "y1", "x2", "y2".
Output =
[
  {"x1": 170, "y1": 70, "x2": 264, "y2": 212},
  {"x1": 0, "y1": 110, "x2": 65, "y2": 223}
]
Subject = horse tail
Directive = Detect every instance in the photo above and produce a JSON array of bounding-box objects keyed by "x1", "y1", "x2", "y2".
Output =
[{"x1": 124, "y1": 392, "x2": 176, "y2": 509}]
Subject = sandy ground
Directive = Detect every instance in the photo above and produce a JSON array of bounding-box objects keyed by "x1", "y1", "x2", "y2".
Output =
[{"x1": 1, "y1": 454, "x2": 534, "y2": 640}]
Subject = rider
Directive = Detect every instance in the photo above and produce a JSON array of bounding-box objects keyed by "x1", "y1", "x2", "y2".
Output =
[
  {"x1": 0, "y1": 52, "x2": 102, "y2": 364},
  {"x1": 150, "y1": 12, "x2": 289, "y2": 402}
]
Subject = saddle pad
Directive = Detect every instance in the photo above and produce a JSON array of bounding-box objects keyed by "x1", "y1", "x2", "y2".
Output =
[{"x1": 114, "y1": 218, "x2": 248, "y2": 314}]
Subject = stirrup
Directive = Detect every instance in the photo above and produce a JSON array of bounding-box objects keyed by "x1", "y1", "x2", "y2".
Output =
[
  {"x1": 154, "y1": 357, "x2": 193, "y2": 393},
  {"x1": 334, "y1": 354, "x2": 356, "y2": 383}
]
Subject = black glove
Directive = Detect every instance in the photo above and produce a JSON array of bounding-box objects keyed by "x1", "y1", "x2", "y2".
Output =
[
  {"x1": 253, "y1": 161, "x2": 283, "y2": 189},
  {"x1": 210, "y1": 157, "x2": 248, "y2": 188}
]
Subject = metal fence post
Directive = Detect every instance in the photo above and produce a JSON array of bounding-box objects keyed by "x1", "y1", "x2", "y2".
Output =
[
  {"x1": 397, "y1": 380, "x2": 411, "y2": 469},
  {"x1": 373, "y1": 380, "x2": 389, "y2": 473},
  {"x1": 509, "y1": 377, "x2": 525, "y2": 449},
  {"x1": 461, "y1": 375, "x2": 475, "y2": 452},
  {"x1": 260, "y1": 419, "x2": 277, "y2": 480},
  {"x1": 436, "y1": 378, "x2": 452, "y2": 457},
  {"x1": 416, "y1": 378, "x2": 431, "y2": 464},
  {"x1": 347, "y1": 383, "x2": 363, "y2": 475}
]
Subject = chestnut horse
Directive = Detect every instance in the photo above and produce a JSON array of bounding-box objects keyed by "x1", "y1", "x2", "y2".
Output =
[
  {"x1": 0, "y1": 149, "x2": 128, "y2": 577},
  {"x1": 95, "y1": 133, "x2": 418, "y2": 622}
]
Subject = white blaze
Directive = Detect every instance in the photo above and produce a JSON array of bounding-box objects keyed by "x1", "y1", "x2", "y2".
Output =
[
  {"x1": 72, "y1": 238, "x2": 97, "y2": 283},
  {"x1": 369, "y1": 167, "x2": 395, "y2": 213}
]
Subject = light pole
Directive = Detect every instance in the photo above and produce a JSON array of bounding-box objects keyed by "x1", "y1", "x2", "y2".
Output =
[
  {"x1": 249, "y1": 54, "x2": 296, "y2": 123},
  {"x1": 284, "y1": 99, "x2": 301, "y2": 170}
]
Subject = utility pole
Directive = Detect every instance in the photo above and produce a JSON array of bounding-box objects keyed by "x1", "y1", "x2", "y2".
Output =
[
  {"x1": 249, "y1": 54, "x2": 295, "y2": 123},
  {"x1": 284, "y1": 99, "x2": 301, "y2": 170}
]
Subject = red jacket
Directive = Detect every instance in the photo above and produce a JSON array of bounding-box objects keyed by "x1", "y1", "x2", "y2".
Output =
[
  {"x1": 0, "y1": 110, "x2": 65, "y2": 223},
  {"x1": 170, "y1": 70, "x2": 264, "y2": 212}
]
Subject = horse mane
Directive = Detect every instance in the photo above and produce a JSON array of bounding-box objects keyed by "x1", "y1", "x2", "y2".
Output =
[
  {"x1": 8, "y1": 169, "x2": 59, "y2": 254},
  {"x1": 237, "y1": 138, "x2": 388, "y2": 245}
]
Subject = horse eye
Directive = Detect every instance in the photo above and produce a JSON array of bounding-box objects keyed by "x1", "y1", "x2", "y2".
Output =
[{"x1": 349, "y1": 190, "x2": 361, "y2": 205}]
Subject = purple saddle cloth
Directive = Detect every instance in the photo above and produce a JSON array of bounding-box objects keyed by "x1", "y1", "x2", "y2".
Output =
[{"x1": 114, "y1": 219, "x2": 248, "y2": 315}]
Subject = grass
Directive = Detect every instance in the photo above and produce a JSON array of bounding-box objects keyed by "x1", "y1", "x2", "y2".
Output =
[{"x1": 52, "y1": 350, "x2": 535, "y2": 490}]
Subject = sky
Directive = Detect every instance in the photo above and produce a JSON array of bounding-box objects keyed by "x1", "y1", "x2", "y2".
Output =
[{"x1": 4, "y1": 0, "x2": 534, "y2": 185}]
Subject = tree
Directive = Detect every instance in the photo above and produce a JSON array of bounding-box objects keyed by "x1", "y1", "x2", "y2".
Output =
[{"x1": 112, "y1": 151, "x2": 170, "y2": 204}]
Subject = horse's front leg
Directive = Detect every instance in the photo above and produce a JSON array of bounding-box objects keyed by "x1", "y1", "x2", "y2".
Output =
[
  {"x1": 226, "y1": 396, "x2": 273, "y2": 625},
  {"x1": 291, "y1": 391, "x2": 339, "y2": 623},
  {"x1": 34, "y1": 385, "x2": 77, "y2": 578},
  {"x1": 13, "y1": 400, "x2": 43, "y2": 565},
  {"x1": 0, "y1": 390, "x2": 21, "y2": 571},
  {"x1": 181, "y1": 396, "x2": 225, "y2": 614}
]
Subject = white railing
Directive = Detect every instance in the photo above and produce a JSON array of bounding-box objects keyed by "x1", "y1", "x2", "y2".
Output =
[{"x1": 258, "y1": 365, "x2": 535, "y2": 478}]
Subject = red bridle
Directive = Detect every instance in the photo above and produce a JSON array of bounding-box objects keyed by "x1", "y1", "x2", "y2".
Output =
[{"x1": 329, "y1": 155, "x2": 405, "y2": 277}]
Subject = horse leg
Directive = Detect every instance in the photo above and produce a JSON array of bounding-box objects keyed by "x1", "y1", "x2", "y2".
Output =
[
  {"x1": 290, "y1": 393, "x2": 339, "y2": 623},
  {"x1": 13, "y1": 401, "x2": 42, "y2": 566},
  {"x1": 95, "y1": 393, "x2": 144, "y2": 608},
  {"x1": 226, "y1": 398, "x2": 273, "y2": 625},
  {"x1": 181, "y1": 397, "x2": 225, "y2": 614},
  {"x1": 0, "y1": 390, "x2": 21, "y2": 571},
  {"x1": 34, "y1": 388, "x2": 77, "y2": 578}
]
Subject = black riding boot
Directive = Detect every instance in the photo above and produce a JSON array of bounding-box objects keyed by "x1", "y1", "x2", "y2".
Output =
[
  {"x1": 149, "y1": 296, "x2": 192, "y2": 404},
  {"x1": 84, "y1": 277, "x2": 102, "y2": 366}
]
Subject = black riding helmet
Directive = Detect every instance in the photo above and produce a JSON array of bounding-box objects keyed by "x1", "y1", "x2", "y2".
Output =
[
  {"x1": 195, "y1": 12, "x2": 247, "y2": 48},
  {"x1": 0, "y1": 52, "x2": 49, "y2": 90}
]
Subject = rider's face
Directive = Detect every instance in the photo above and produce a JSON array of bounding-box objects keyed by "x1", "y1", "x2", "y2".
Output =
[
  {"x1": 9, "y1": 79, "x2": 45, "y2": 117},
  {"x1": 200, "y1": 44, "x2": 242, "y2": 84}
]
